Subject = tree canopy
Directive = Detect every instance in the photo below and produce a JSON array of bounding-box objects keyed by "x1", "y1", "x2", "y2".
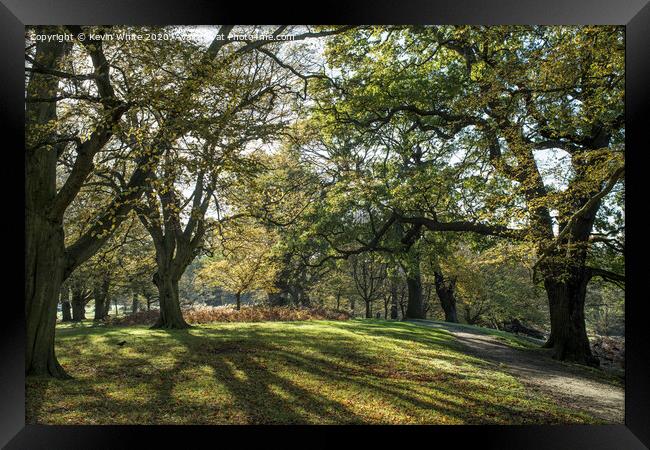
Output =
[{"x1": 25, "y1": 25, "x2": 624, "y2": 378}]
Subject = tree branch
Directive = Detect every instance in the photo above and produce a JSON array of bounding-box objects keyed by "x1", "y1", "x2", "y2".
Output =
[{"x1": 587, "y1": 267, "x2": 625, "y2": 289}]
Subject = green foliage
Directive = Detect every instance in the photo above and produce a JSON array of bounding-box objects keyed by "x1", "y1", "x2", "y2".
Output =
[
  {"x1": 429, "y1": 241, "x2": 548, "y2": 327},
  {"x1": 585, "y1": 281, "x2": 624, "y2": 336},
  {"x1": 31, "y1": 25, "x2": 625, "y2": 378},
  {"x1": 197, "y1": 220, "x2": 280, "y2": 298}
]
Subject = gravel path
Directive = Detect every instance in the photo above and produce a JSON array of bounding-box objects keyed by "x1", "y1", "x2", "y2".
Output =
[{"x1": 409, "y1": 320, "x2": 624, "y2": 423}]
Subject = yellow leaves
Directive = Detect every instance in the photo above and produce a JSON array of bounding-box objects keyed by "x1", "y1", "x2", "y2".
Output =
[
  {"x1": 469, "y1": 61, "x2": 487, "y2": 82},
  {"x1": 197, "y1": 220, "x2": 280, "y2": 296}
]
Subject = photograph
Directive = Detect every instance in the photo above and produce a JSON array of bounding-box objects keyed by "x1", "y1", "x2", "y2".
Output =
[
  {"x1": 2, "y1": 0, "x2": 648, "y2": 445},
  {"x1": 23, "y1": 24, "x2": 627, "y2": 426}
]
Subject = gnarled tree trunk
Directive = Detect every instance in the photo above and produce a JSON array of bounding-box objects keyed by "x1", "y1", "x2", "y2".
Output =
[
  {"x1": 26, "y1": 29, "x2": 134, "y2": 378},
  {"x1": 137, "y1": 168, "x2": 214, "y2": 329},
  {"x1": 152, "y1": 270, "x2": 189, "y2": 329},
  {"x1": 537, "y1": 187, "x2": 605, "y2": 367},
  {"x1": 401, "y1": 243, "x2": 425, "y2": 320},
  {"x1": 541, "y1": 260, "x2": 598, "y2": 366},
  {"x1": 93, "y1": 296, "x2": 106, "y2": 321},
  {"x1": 25, "y1": 248, "x2": 66, "y2": 378},
  {"x1": 434, "y1": 270, "x2": 458, "y2": 323}
]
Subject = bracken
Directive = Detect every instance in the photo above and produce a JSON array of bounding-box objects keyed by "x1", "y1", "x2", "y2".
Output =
[{"x1": 104, "y1": 305, "x2": 351, "y2": 326}]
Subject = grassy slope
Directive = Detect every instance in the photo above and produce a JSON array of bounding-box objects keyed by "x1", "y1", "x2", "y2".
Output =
[
  {"x1": 407, "y1": 319, "x2": 545, "y2": 349},
  {"x1": 409, "y1": 319, "x2": 624, "y2": 387},
  {"x1": 27, "y1": 319, "x2": 602, "y2": 425}
]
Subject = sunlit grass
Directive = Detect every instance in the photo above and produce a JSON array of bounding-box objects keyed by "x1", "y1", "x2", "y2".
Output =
[
  {"x1": 27, "y1": 319, "x2": 601, "y2": 424},
  {"x1": 407, "y1": 319, "x2": 544, "y2": 349}
]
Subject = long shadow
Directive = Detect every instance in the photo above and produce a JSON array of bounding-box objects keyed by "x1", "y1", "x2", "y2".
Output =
[
  {"x1": 159, "y1": 329, "x2": 370, "y2": 423},
  {"x1": 253, "y1": 345, "x2": 577, "y2": 424},
  {"x1": 29, "y1": 320, "x2": 600, "y2": 424},
  {"x1": 154, "y1": 324, "x2": 582, "y2": 424}
]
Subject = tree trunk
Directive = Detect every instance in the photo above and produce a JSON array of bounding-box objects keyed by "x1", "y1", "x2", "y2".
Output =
[
  {"x1": 93, "y1": 277, "x2": 110, "y2": 321},
  {"x1": 365, "y1": 300, "x2": 372, "y2": 318},
  {"x1": 405, "y1": 272, "x2": 425, "y2": 319},
  {"x1": 299, "y1": 289, "x2": 311, "y2": 307},
  {"x1": 25, "y1": 250, "x2": 66, "y2": 378},
  {"x1": 390, "y1": 283, "x2": 399, "y2": 320},
  {"x1": 25, "y1": 33, "x2": 70, "y2": 378},
  {"x1": 61, "y1": 300, "x2": 72, "y2": 322},
  {"x1": 93, "y1": 295, "x2": 105, "y2": 321},
  {"x1": 152, "y1": 271, "x2": 190, "y2": 329},
  {"x1": 537, "y1": 187, "x2": 601, "y2": 367},
  {"x1": 542, "y1": 267, "x2": 598, "y2": 366},
  {"x1": 71, "y1": 300, "x2": 85, "y2": 321},
  {"x1": 235, "y1": 292, "x2": 241, "y2": 311},
  {"x1": 434, "y1": 271, "x2": 458, "y2": 323},
  {"x1": 71, "y1": 286, "x2": 87, "y2": 322},
  {"x1": 131, "y1": 291, "x2": 139, "y2": 314},
  {"x1": 60, "y1": 286, "x2": 72, "y2": 322},
  {"x1": 402, "y1": 243, "x2": 425, "y2": 320},
  {"x1": 103, "y1": 293, "x2": 112, "y2": 317}
]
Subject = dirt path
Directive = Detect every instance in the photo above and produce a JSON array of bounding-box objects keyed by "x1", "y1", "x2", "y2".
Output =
[{"x1": 409, "y1": 320, "x2": 624, "y2": 423}]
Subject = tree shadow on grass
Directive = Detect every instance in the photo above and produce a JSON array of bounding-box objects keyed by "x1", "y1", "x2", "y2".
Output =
[
  {"x1": 153, "y1": 324, "x2": 577, "y2": 424},
  {"x1": 155, "y1": 330, "x2": 369, "y2": 423},
  {"x1": 29, "y1": 321, "x2": 596, "y2": 424}
]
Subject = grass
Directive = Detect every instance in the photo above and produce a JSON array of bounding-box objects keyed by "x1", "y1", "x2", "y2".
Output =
[
  {"x1": 27, "y1": 319, "x2": 603, "y2": 425},
  {"x1": 408, "y1": 319, "x2": 544, "y2": 349}
]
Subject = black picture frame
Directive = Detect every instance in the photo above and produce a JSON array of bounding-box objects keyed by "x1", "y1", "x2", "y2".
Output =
[{"x1": 2, "y1": 1, "x2": 648, "y2": 448}]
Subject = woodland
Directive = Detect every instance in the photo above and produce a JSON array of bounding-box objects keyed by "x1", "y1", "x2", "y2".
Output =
[{"x1": 25, "y1": 25, "x2": 624, "y2": 424}]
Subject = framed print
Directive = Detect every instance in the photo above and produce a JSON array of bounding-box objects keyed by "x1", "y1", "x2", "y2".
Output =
[{"x1": 2, "y1": 0, "x2": 649, "y2": 448}]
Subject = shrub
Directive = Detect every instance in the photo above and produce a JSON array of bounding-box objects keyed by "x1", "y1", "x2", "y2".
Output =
[
  {"x1": 104, "y1": 310, "x2": 159, "y2": 326},
  {"x1": 106, "y1": 305, "x2": 351, "y2": 326}
]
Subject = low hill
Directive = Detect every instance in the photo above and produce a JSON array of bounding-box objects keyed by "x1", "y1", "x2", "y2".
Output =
[{"x1": 27, "y1": 319, "x2": 621, "y2": 425}]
